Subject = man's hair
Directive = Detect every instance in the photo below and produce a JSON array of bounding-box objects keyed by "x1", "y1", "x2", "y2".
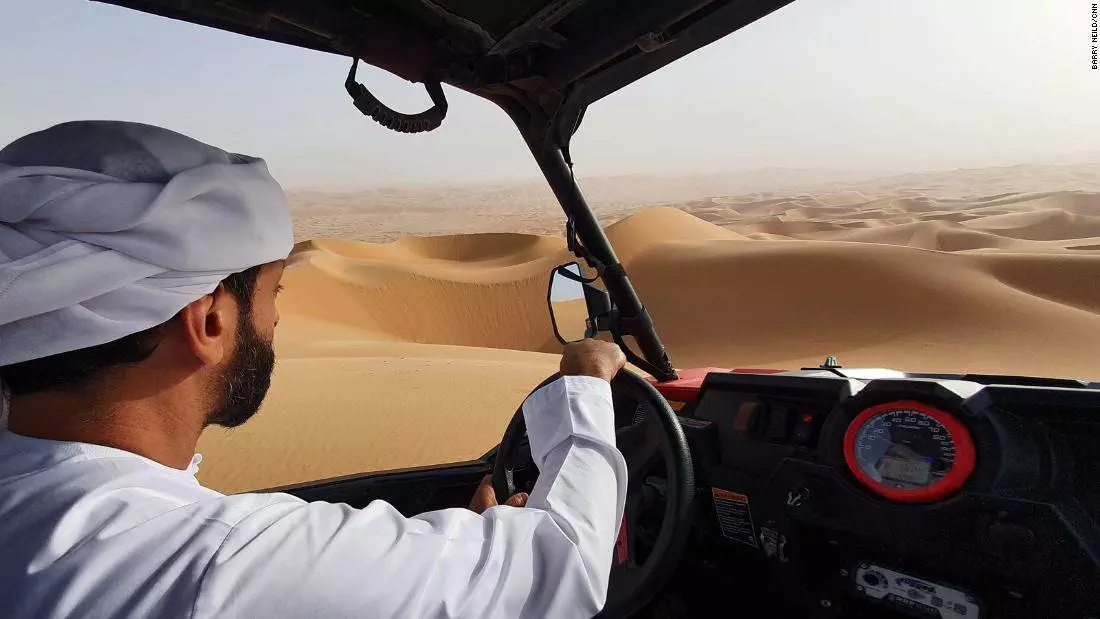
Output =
[{"x1": 0, "y1": 265, "x2": 264, "y2": 395}]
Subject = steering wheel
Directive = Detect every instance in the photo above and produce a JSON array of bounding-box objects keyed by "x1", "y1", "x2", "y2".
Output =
[{"x1": 493, "y1": 370, "x2": 695, "y2": 618}]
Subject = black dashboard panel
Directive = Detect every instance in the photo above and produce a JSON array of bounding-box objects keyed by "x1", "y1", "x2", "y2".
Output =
[
  {"x1": 693, "y1": 372, "x2": 855, "y2": 457},
  {"x1": 683, "y1": 369, "x2": 1100, "y2": 618}
]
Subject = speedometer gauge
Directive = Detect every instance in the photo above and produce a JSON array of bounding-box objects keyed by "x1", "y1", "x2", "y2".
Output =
[{"x1": 843, "y1": 400, "x2": 975, "y2": 502}]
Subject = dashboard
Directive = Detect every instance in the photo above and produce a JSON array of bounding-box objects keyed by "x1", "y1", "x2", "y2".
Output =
[{"x1": 651, "y1": 367, "x2": 1100, "y2": 618}]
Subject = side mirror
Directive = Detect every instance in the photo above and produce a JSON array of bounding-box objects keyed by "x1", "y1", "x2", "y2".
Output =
[{"x1": 547, "y1": 262, "x2": 609, "y2": 344}]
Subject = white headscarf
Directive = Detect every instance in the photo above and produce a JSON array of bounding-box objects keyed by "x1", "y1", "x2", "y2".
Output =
[{"x1": 0, "y1": 121, "x2": 294, "y2": 424}]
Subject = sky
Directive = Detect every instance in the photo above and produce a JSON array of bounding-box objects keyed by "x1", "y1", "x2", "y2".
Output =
[{"x1": 1, "y1": 0, "x2": 1098, "y2": 189}]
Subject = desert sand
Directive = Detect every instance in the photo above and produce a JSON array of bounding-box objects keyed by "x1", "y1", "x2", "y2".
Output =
[{"x1": 196, "y1": 163, "x2": 1100, "y2": 493}]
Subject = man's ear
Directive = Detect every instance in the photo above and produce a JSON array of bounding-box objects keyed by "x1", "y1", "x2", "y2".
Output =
[{"x1": 178, "y1": 284, "x2": 235, "y2": 366}]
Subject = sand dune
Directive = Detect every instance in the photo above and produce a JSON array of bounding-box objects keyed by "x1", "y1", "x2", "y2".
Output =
[
  {"x1": 198, "y1": 344, "x2": 560, "y2": 493},
  {"x1": 196, "y1": 165, "x2": 1100, "y2": 493},
  {"x1": 961, "y1": 209, "x2": 1100, "y2": 241}
]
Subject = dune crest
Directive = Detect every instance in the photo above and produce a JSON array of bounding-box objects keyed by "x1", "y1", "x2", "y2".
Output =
[{"x1": 198, "y1": 171, "x2": 1100, "y2": 492}]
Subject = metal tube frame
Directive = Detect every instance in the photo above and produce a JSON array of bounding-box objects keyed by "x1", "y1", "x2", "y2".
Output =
[{"x1": 511, "y1": 117, "x2": 679, "y2": 382}]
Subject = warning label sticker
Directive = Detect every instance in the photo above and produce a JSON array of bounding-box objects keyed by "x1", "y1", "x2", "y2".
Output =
[{"x1": 711, "y1": 488, "x2": 757, "y2": 547}]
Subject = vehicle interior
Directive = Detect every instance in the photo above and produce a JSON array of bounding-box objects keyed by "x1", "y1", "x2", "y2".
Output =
[{"x1": 92, "y1": 1, "x2": 1100, "y2": 617}]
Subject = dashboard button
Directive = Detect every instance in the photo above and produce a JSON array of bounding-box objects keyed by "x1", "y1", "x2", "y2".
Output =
[
  {"x1": 733, "y1": 401, "x2": 760, "y2": 434},
  {"x1": 791, "y1": 412, "x2": 815, "y2": 445},
  {"x1": 767, "y1": 405, "x2": 790, "y2": 441}
]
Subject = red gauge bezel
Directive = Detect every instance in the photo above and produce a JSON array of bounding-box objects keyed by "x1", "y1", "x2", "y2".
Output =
[{"x1": 843, "y1": 400, "x2": 976, "y2": 503}]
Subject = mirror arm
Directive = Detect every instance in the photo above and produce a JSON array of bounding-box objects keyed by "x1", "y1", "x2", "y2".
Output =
[
  {"x1": 592, "y1": 315, "x2": 615, "y2": 332},
  {"x1": 547, "y1": 263, "x2": 674, "y2": 383},
  {"x1": 556, "y1": 265, "x2": 601, "y2": 285},
  {"x1": 609, "y1": 321, "x2": 668, "y2": 380}
]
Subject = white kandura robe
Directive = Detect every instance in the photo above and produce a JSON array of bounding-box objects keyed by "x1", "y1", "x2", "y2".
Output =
[{"x1": 0, "y1": 376, "x2": 627, "y2": 619}]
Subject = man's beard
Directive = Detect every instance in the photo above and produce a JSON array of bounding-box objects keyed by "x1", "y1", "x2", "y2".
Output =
[{"x1": 205, "y1": 313, "x2": 276, "y2": 428}]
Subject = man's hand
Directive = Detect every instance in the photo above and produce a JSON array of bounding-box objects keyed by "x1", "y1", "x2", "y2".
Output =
[
  {"x1": 559, "y1": 339, "x2": 627, "y2": 383},
  {"x1": 469, "y1": 340, "x2": 624, "y2": 514},
  {"x1": 468, "y1": 475, "x2": 528, "y2": 514}
]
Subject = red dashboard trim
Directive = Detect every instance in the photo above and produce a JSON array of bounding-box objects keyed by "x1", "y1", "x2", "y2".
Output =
[
  {"x1": 648, "y1": 367, "x2": 785, "y2": 403},
  {"x1": 843, "y1": 400, "x2": 976, "y2": 503}
]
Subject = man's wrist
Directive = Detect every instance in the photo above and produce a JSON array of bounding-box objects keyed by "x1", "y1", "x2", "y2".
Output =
[
  {"x1": 560, "y1": 371, "x2": 616, "y2": 383},
  {"x1": 523, "y1": 375, "x2": 614, "y2": 463},
  {"x1": 560, "y1": 374, "x2": 614, "y2": 389}
]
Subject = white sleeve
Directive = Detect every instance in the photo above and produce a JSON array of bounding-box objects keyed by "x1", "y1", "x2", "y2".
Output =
[{"x1": 193, "y1": 375, "x2": 627, "y2": 619}]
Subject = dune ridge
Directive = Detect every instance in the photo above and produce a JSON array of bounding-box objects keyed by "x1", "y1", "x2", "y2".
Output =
[
  {"x1": 278, "y1": 204, "x2": 1100, "y2": 374},
  {"x1": 197, "y1": 171, "x2": 1100, "y2": 493}
]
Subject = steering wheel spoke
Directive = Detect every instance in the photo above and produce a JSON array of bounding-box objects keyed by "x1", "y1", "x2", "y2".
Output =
[{"x1": 620, "y1": 424, "x2": 660, "y2": 492}]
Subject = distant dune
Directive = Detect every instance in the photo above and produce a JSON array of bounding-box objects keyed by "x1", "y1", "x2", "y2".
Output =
[
  {"x1": 288, "y1": 162, "x2": 1100, "y2": 241},
  {"x1": 197, "y1": 164, "x2": 1100, "y2": 493}
]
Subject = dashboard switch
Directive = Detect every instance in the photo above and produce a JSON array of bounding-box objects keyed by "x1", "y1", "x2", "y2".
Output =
[
  {"x1": 732, "y1": 401, "x2": 760, "y2": 434},
  {"x1": 767, "y1": 405, "x2": 791, "y2": 441},
  {"x1": 791, "y1": 412, "x2": 816, "y2": 446}
]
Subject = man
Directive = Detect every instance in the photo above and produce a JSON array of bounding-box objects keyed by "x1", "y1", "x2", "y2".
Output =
[{"x1": 0, "y1": 121, "x2": 628, "y2": 618}]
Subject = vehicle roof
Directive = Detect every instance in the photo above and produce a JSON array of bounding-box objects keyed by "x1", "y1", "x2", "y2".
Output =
[{"x1": 93, "y1": 0, "x2": 793, "y2": 142}]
